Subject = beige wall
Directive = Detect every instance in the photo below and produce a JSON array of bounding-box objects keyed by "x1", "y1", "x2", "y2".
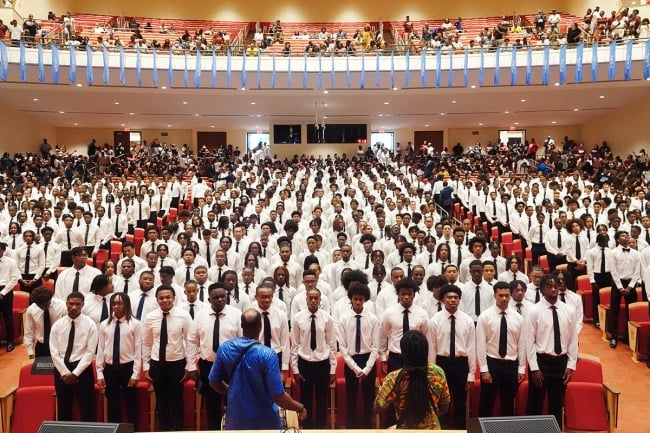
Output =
[
  {"x1": 0, "y1": 102, "x2": 56, "y2": 155},
  {"x1": 580, "y1": 97, "x2": 650, "y2": 155},
  {"x1": 24, "y1": 0, "x2": 576, "y2": 23}
]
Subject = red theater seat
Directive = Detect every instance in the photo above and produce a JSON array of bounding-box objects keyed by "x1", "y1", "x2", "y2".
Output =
[{"x1": 628, "y1": 302, "x2": 650, "y2": 362}]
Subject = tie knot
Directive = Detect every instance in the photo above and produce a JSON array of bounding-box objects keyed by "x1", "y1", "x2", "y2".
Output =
[
  {"x1": 623, "y1": 248, "x2": 630, "y2": 252},
  {"x1": 550, "y1": 305, "x2": 557, "y2": 310},
  {"x1": 262, "y1": 311, "x2": 269, "y2": 316},
  {"x1": 311, "y1": 314, "x2": 316, "y2": 319},
  {"x1": 516, "y1": 302, "x2": 522, "y2": 307},
  {"x1": 163, "y1": 311, "x2": 169, "y2": 316},
  {"x1": 355, "y1": 314, "x2": 361, "y2": 318}
]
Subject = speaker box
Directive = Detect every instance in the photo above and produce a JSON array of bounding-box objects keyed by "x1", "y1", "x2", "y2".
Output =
[
  {"x1": 37, "y1": 422, "x2": 134, "y2": 433},
  {"x1": 467, "y1": 415, "x2": 561, "y2": 433}
]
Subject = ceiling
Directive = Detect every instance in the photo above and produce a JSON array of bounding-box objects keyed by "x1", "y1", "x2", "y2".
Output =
[{"x1": 1, "y1": 61, "x2": 650, "y2": 132}]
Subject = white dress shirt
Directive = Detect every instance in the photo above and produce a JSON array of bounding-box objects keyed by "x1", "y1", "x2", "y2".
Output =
[
  {"x1": 290, "y1": 308, "x2": 337, "y2": 374},
  {"x1": 141, "y1": 306, "x2": 198, "y2": 371},
  {"x1": 0, "y1": 255, "x2": 21, "y2": 295},
  {"x1": 15, "y1": 243, "x2": 45, "y2": 276},
  {"x1": 379, "y1": 302, "x2": 429, "y2": 361},
  {"x1": 336, "y1": 307, "x2": 379, "y2": 376},
  {"x1": 49, "y1": 313, "x2": 98, "y2": 377},
  {"x1": 525, "y1": 298, "x2": 578, "y2": 371},
  {"x1": 24, "y1": 298, "x2": 67, "y2": 357},
  {"x1": 188, "y1": 305, "x2": 241, "y2": 362},
  {"x1": 54, "y1": 265, "x2": 102, "y2": 300},
  {"x1": 459, "y1": 281, "x2": 496, "y2": 321},
  {"x1": 428, "y1": 308, "x2": 476, "y2": 381},
  {"x1": 255, "y1": 304, "x2": 290, "y2": 370},
  {"x1": 475, "y1": 305, "x2": 526, "y2": 374},
  {"x1": 96, "y1": 316, "x2": 143, "y2": 380},
  {"x1": 609, "y1": 245, "x2": 641, "y2": 289}
]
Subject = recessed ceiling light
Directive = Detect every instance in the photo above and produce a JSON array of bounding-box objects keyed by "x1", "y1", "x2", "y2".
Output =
[
  {"x1": 58, "y1": 111, "x2": 64, "y2": 114},
  {"x1": 73, "y1": 123, "x2": 78, "y2": 126},
  {"x1": 114, "y1": 102, "x2": 119, "y2": 105},
  {"x1": 392, "y1": 87, "x2": 398, "y2": 91},
  {"x1": 440, "y1": 113, "x2": 445, "y2": 116},
  {"x1": 479, "y1": 123, "x2": 483, "y2": 126},
  {"x1": 451, "y1": 100, "x2": 456, "y2": 103},
  {"x1": 129, "y1": 112, "x2": 134, "y2": 115},
  {"x1": 378, "y1": 114, "x2": 383, "y2": 117},
  {"x1": 573, "y1": 108, "x2": 579, "y2": 111},
  {"x1": 504, "y1": 111, "x2": 509, "y2": 114},
  {"x1": 182, "y1": 101, "x2": 188, "y2": 105},
  {"x1": 520, "y1": 99, "x2": 526, "y2": 102},
  {"x1": 76, "y1": 83, "x2": 82, "y2": 87},
  {"x1": 167, "y1": 124, "x2": 172, "y2": 127},
  {"x1": 161, "y1": 86, "x2": 167, "y2": 90},
  {"x1": 120, "y1": 123, "x2": 125, "y2": 126},
  {"x1": 323, "y1": 90, "x2": 328, "y2": 94},
  {"x1": 250, "y1": 102, "x2": 256, "y2": 105},
  {"x1": 194, "y1": 114, "x2": 199, "y2": 117},
  {"x1": 32, "y1": 98, "x2": 38, "y2": 101},
  {"x1": 425, "y1": 124, "x2": 429, "y2": 127},
  {"x1": 210, "y1": 125, "x2": 214, "y2": 128},
  {"x1": 323, "y1": 104, "x2": 328, "y2": 107},
  {"x1": 256, "y1": 114, "x2": 261, "y2": 117},
  {"x1": 384, "y1": 102, "x2": 389, "y2": 105},
  {"x1": 241, "y1": 87, "x2": 246, "y2": 91},
  {"x1": 514, "y1": 122, "x2": 519, "y2": 125},
  {"x1": 471, "y1": 85, "x2": 476, "y2": 89},
  {"x1": 554, "y1": 82, "x2": 560, "y2": 86},
  {"x1": 599, "y1": 95, "x2": 605, "y2": 99},
  {"x1": 551, "y1": 121, "x2": 557, "y2": 124}
]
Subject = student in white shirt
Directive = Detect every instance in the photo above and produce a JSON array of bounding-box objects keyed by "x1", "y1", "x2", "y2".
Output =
[{"x1": 24, "y1": 286, "x2": 67, "y2": 358}]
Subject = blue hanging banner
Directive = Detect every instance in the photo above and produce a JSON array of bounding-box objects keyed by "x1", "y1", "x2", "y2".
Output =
[
  {"x1": 271, "y1": 53, "x2": 276, "y2": 89},
  {"x1": 542, "y1": 45, "x2": 550, "y2": 85},
  {"x1": 195, "y1": 49, "x2": 202, "y2": 88},
  {"x1": 525, "y1": 45, "x2": 532, "y2": 86},
  {"x1": 645, "y1": 39, "x2": 650, "y2": 80},
  {"x1": 51, "y1": 43, "x2": 59, "y2": 84},
  {"x1": 435, "y1": 49, "x2": 441, "y2": 88},
  {"x1": 331, "y1": 54, "x2": 336, "y2": 88},
  {"x1": 19, "y1": 40, "x2": 26, "y2": 82},
  {"x1": 256, "y1": 52, "x2": 261, "y2": 89},
  {"x1": 375, "y1": 52, "x2": 380, "y2": 88},
  {"x1": 37, "y1": 43, "x2": 45, "y2": 83},
  {"x1": 510, "y1": 46, "x2": 517, "y2": 86},
  {"x1": 559, "y1": 43, "x2": 566, "y2": 85},
  {"x1": 390, "y1": 50, "x2": 395, "y2": 89},
  {"x1": 240, "y1": 49, "x2": 246, "y2": 89},
  {"x1": 226, "y1": 48, "x2": 232, "y2": 88},
  {"x1": 135, "y1": 45, "x2": 142, "y2": 86},
  {"x1": 494, "y1": 46, "x2": 501, "y2": 86},
  {"x1": 86, "y1": 43, "x2": 94, "y2": 85},
  {"x1": 404, "y1": 49, "x2": 410, "y2": 88},
  {"x1": 287, "y1": 53, "x2": 292, "y2": 88},
  {"x1": 211, "y1": 50, "x2": 217, "y2": 88},
  {"x1": 360, "y1": 52, "x2": 365, "y2": 89},
  {"x1": 420, "y1": 49, "x2": 426, "y2": 87},
  {"x1": 448, "y1": 51, "x2": 453, "y2": 87},
  {"x1": 624, "y1": 39, "x2": 633, "y2": 81},
  {"x1": 608, "y1": 40, "x2": 616, "y2": 81},
  {"x1": 318, "y1": 52, "x2": 323, "y2": 90},
  {"x1": 151, "y1": 48, "x2": 158, "y2": 87},
  {"x1": 0, "y1": 41, "x2": 7, "y2": 81},
  {"x1": 591, "y1": 42, "x2": 598, "y2": 82},
  {"x1": 103, "y1": 45, "x2": 110, "y2": 85},
  {"x1": 119, "y1": 46, "x2": 126, "y2": 86},
  {"x1": 463, "y1": 48, "x2": 468, "y2": 87},
  {"x1": 69, "y1": 43, "x2": 76, "y2": 83},
  {"x1": 575, "y1": 42, "x2": 583, "y2": 83},
  {"x1": 479, "y1": 48, "x2": 484, "y2": 86},
  {"x1": 167, "y1": 49, "x2": 173, "y2": 87},
  {"x1": 346, "y1": 53, "x2": 351, "y2": 88},
  {"x1": 302, "y1": 53, "x2": 307, "y2": 90},
  {"x1": 183, "y1": 51, "x2": 189, "y2": 88}
]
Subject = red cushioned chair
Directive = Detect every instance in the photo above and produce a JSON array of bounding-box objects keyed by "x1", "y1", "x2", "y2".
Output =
[
  {"x1": 628, "y1": 301, "x2": 650, "y2": 362},
  {"x1": 597, "y1": 287, "x2": 641, "y2": 342},
  {"x1": 94, "y1": 249, "x2": 109, "y2": 271},
  {"x1": 0, "y1": 288, "x2": 28, "y2": 345},
  {"x1": 564, "y1": 354, "x2": 620, "y2": 433},
  {"x1": 575, "y1": 274, "x2": 593, "y2": 321},
  {"x1": 538, "y1": 255, "x2": 551, "y2": 273}
]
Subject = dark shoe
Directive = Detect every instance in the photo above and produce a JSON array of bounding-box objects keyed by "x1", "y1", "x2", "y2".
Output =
[
  {"x1": 609, "y1": 338, "x2": 618, "y2": 349},
  {"x1": 6, "y1": 342, "x2": 15, "y2": 352},
  {"x1": 594, "y1": 322, "x2": 600, "y2": 329}
]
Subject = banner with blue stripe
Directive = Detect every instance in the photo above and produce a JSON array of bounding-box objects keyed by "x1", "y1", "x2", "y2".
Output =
[
  {"x1": 510, "y1": 46, "x2": 517, "y2": 86},
  {"x1": 479, "y1": 48, "x2": 484, "y2": 86},
  {"x1": 51, "y1": 43, "x2": 59, "y2": 83},
  {"x1": 86, "y1": 43, "x2": 94, "y2": 85},
  {"x1": 103, "y1": 45, "x2": 110, "y2": 85},
  {"x1": 152, "y1": 48, "x2": 158, "y2": 87},
  {"x1": 525, "y1": 45, "x2": 532, "y2": 85},
  {"x1": 211, "y1": 50, "x2": 217, "y2": 87},
  {"x1": 542, "y1": 45, "x2": 550, "y2": 85},
  {"x1": 195, "y1": 49, "x2": 202, "y2": 88},
  {"x1": 591, "y1": 42, "x2": 598, "y2": 82},
  {"x1": 463, "y1": 48, "x2": 468, "y2": 87},
  {"x1": 624, "y1": 39, "x2": 632, "y2": 81},
  {"x1": 135, "y1": 45, "x2": 142, "y2": 86},
  {"x1": 608, "y1": 40, "x2": 616, "y2": 81},
  {"x1": 19, "y1": 40, "x2": 26, "y2": 82},
  {"x1": 37, "y1": 43, "x2": 45, "y2": 83},
  {"x1": 420, "y1": 49, "x2": 426, "y2": 87},
  {"x1": 404, "y1": 49, "x2": 410, "y2": 88},
  {"x1": 559, "y1": 43, "x2": 566, "y2": 85},
  {"x1": 360, "y1": 52, "x2": 365, "y2": 89},
  {"x1": 69, "y1": 43, "x2": 76, "y2": 83},
  {"x1": 435, "y1": 49, "x2": 441, "y2": 88},
  {"x1": 493, "y1": 46, "x2": 500, "y2": 86},
  {"x1": 575, "y1": 42, "x2": 583, "y2": 83}
]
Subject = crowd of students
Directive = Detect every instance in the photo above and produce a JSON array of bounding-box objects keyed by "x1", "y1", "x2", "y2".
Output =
[{"x1": 1, "y1": 136, "x2": 649, "y2": 430}]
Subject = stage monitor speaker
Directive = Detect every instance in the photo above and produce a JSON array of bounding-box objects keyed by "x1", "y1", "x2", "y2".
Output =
[
  {"x1": 37, "y1": 422, "x2": 134, "y2": 433},
  {"x1": 467, "y1": 415, "x2": 561, "y2": 433}
]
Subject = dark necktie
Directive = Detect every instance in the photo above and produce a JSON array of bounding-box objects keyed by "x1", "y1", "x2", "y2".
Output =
[
  {"x1": 199, "y1": 285, "x2": 205, "y2": 302},
  {"x1": 84, "y1": 225, "x2": 90, "y2": 245},
  {"x1": 557, "y1": 230, "x2": 562, "y2": 248},
  {"x1": 429, "y1": 253, "x2": 433, "y2": 264},
  {"x1": 122, "y1": 278, "x2": 129, "y2": 293},
  {"x1": 263, "y1": 311, "x2": 272, "y2": 347},
  {"x1": 600, "y1": 248, "x2": 606, "y2": 274},
  {"x1": 278, "y1": 286, "x2": 284, "y2": 301},
  {"x1": 64, "y1": 320, "x2": 75, "y2": 365},
  {"x1": 43, "y1": 242, "x2": 49, "y2": 263},
  {"x1": 552, "y1": 306, "x2": 562, "y2": 355},
  {"x1": 11, "y1": 235, "x2": 15, "y2": 249},
  {"x1": 137, "y1": 293, "x2": 146, "y2": 319},
  {"x1": 310, "y1": 314, "x2": 317, "y2": 350},
  {"x1": 377, "y1": 282, "x2": 382, "y2": 293},
  {"x1": 138, "y1": 203, "x2": 142, "y2": 220},
  {"x1": 646, "y1": 229, "x2": 650, "y2": 244},
  {"x1": 548, "y1": 212, "x2": 553, "y2": 228},
  {"x1": 185, "y1": 266, "x2": 191, "y2": 282},
  {"x1": 108, "y1": 206, "x2": 111, "y2": 219},
  {"x1": 159, "y1": 312, "x2": 169, "y2": 362},
  {"x1": 236, "y1": 241, "x2": 240, "y2": 253},
  {"x1": 475, "y1": 285, "x2": 481, "y2": 317},
  {"x1": 465, "y1": 233, "x2": 470, "y2": 246},
  {"x1": 365, "y1": 254, "x2": 370, "y2": 269},
  {"x1": 189, "y1": 303, "x2": 195, "y2": 319},
  {"x1": 226, "y1": 291, "x2": 231, "y2": 304},
  {"x1": 499, "y1": 311, "x2": 508, "y2": 357},
  {"x1": 43, "y1": 308, "x2": 51, "y2": 348},
  {"x1": 539, "y1": 224, "x2": 544, "y2": 243},
  {"x1": 560, "y1": 292, "x2": 566, "y2": 303},
  {"x1": 437, "y1": 301, "x2": 442, "y2": 312},
  {"x1": 159, "y1": 196, "x2": 163, "y2": 209},
  {"x1": 206, "y1": 244, "x2": 211, "y2": 267},
  {"x1": 355, "y1": 314, "x2": 362, "y2": 354},
  {"x1": 402, "y1": 309, "x2": 410, "y2": 332},
  {"x1": 101, "y1": 297, "x2": 109, "y2": 322},
  {"x1": 505, "y1": 205, "x2": 509, "y2": 224},
  {"x1": 97, "y1": 218, "x2": 101, "y2": 228},
  {"x1": 113, "y1": 320, "x2": 121, "y2": 367},
  {"x1": 245, "y1": 284, "x2": 250, "y2": 295},
  {"x1": 449, "y1": 315, "x2": 456, "y2": 360},
  {"x1": 575, "y1": 235, "x2": 581, "y2": 260},
  {"x1": 115, "y1": 217, "x2": 119, "y2": 235},
  {"x1": 218, "y1": 267, "x2": 222, "y2": 282},
  {"x1": 212, "y1": 312, "x2": 221, "y2": 352},
  {"x1": 528, "y1": 217, "x2": 532, "y2": 231},
  {"x1": 407, "y1": 263, "x2": 412, "y2": 278},
  {"x1": 67, "y1": 229, "x2": 72, "y2": 250},
  {"x1": 516, "y1": 302, "x2": 522, "y2": 314},
  {"x1": 535, "y1": 287, "x2": 541, "y2": 303},
  {"x1": 24, "y1": 245, "x2": 31, "y2": 274},
  {"x1": 457, "y1": 246, "x2": 462, "y2": 266},
  {"x1": 492, "y1": 201, "x2": 497, "y2": 216},
  {"x1": 72, "y1": 271, "x2": 80, "y2": 293},
  {"x1": 586, "y1": 230, "x2": 591, "y2": 243}
]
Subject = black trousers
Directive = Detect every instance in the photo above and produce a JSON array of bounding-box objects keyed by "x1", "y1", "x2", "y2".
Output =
[
  {"x1": 54, "y1": 361, "x2": 96, "y2": 422},
  {"x1": 35, "y1": 341, "x2": 50, "y2": 357},
  {"x1": 0, "y1": 290, "x2": 14, "y2": 342},
  {"x1": 199, "y1": 358, "x2": 222, "y2": 430},
  {"x1": 593, "y1": 272, "x2": 613, "y2": 323},
  {"x1": 19, "y1": 274, "x2": 41, "y2": 294},
  {"x1": 298, "y1": 357, "x2": 330, "y2": 429},
  {"x1": 526, "y1": 353, "x2": 568, "y2": 426},
  {"x1": 479, "y1": 357, "x2": 518, "y2": 417},
  {"x1": 436, "y1": 356, "x2": 469, "y2": 430},
  {"x1": 104, "y1": 362, "x2": 138, "y2": 424},
  {"x1": 609, "y1": 279, "x2": 638, "y2": 339},
  {"x1": 343, "y1": 353, "x2": 376, "y2": 428},
  {"x1": 531, "y1": 243, "x2": 547, "y2": 267},
  {"x1": 150, "y1": 359, "x2": 186, "y2": 431},
  {"x1": 547, "y1": 253, "x2": 567, "y2": 271},
  {"x1": 387, "y1": 351, "x2": 402, "y2": 373}
]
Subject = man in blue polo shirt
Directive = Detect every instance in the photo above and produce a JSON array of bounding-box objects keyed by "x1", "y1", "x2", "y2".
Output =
[{"x1": 209, "y1": 308, "x2": 307, "y2": 429}]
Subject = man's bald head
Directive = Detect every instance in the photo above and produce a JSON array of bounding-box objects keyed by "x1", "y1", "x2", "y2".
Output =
[{"x1": 241, "y1": 308, "x2": 262, "y2": 338}]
